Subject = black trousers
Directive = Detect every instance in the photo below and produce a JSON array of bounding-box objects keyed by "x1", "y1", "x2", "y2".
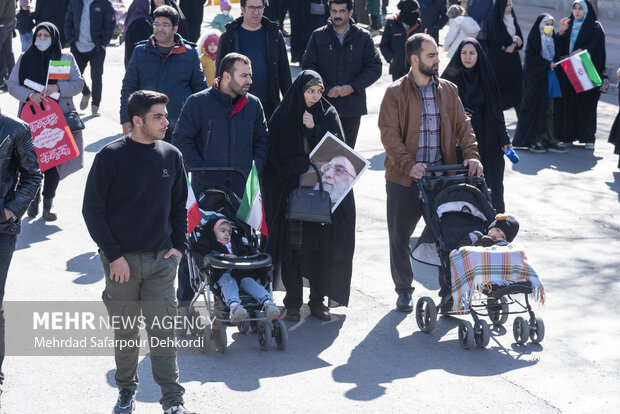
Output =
[
  {"x1": 71, "y1": 45, "x2": 106, "y2": 106},
  {"x1": 0, "y1": 233, "x2": 17, "y2": 373},
  {"x1": 340, "y1": 116, "x2": 361, "y2": 149},
  {"x1": 42, "y1": 167, "x2": 60, "y2": 199},
  {"x1": 280, "y1": 255, "x2": 324, "y2": 310},
  {"x1": 386, "y1": 180, "x2": 450, "y2": 298},
  {"x1": 0, "y1": 20, "x2": 15, "y2": 82}
]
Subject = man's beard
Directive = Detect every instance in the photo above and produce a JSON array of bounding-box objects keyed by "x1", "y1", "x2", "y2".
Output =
[
  {"x1": 418, "y1": 61, "x2": 438, "y2": 77},
  {"x1": 229, "y1": 77, "x2": 248, "y2": 96}
]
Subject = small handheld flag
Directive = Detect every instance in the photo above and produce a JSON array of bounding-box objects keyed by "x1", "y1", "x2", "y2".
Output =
[
  {"x1": 236, "y1": 164, "x2": 268, "y2": 235},
  {"x1": 557, "y1": 50, "x2": 602, "y2": 93},
  {"x1": 47, "y1": 61, "x2": 71, "y2": 82}
]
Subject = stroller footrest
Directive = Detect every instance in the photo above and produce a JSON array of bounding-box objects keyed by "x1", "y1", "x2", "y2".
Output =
[{"x1": 483, "y1": 281, "x2": 532, "y2": 298}]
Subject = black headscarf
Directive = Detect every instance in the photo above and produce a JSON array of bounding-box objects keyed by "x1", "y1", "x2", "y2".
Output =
[
  {"x1": 442, "y1": 38, "x2": 504, "y2": 122},
  {"x1": 18, "y1": 22, "x2": 62, "y2": 86},
  {"x1": 269, "y1": 70, "x2": 334, "y2": 157},
  {"x1": 487, "y1": 0, "x2": 522, "y2": 47}
]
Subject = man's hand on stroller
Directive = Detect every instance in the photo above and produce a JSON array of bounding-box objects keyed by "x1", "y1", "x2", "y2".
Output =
[
  {"x1": 464, "y1": 159, "x2": 483, "y2": 177},
  {"x1": 110, "y1": 256, "x2": 130, "y2": 284},
  {"x1": 409, "y1": 163, "x2": 427, "y2": 180}
]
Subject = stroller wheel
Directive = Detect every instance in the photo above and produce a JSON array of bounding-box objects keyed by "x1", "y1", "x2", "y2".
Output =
[
  {"x1": 415, "y1": 297, "x2": 437, "y2": 333},
  {"x1": 214, "y1": 323, "x2": 227, "y2": 353},
  {"x1": 274, "y1": 319, "x2": 288, "y2": 351},
  {"x1": 487, "y1": 297, "x2": 509, "y2": 325},
  {"x1": 458, "y1": 320, "x2": 475, "y2": 349},
  {"x1": 250, "y1": 320, "x2": 258, "y2": 333},
  {"x1": 474, "y1": 320, "x2": 491, "y2": 348},
  {"x1": 238, "y1": 320, "x2": 250, "y2": 334},
  {"x1": 199, "y1": 325, "x2": 212, "y2": 355},
  {"x1": 513, "y1": 316, "x2": 530, "y2": 345},
  {"x1": 529, "y1": 316, "x2": 545, "y2": 343},
  {"x1": 257, "y1": 321, "x2": 272, "y2": 351}
]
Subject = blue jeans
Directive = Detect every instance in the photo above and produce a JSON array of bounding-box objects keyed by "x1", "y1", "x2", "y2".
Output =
[
  {"x1": 218, "y1": 272, "x2": 271, "y2": 307},
  {"x1": 0, "y1": 233, "x2": 17, "y2": 373},
  {"x1": 20, "y1": 32, "x2": 33, "y2": 52}
]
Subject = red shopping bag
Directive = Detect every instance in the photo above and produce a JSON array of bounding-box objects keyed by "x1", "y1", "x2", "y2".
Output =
[{"x1": 20, "y1": 99, "x2": 79, "y2": 172}]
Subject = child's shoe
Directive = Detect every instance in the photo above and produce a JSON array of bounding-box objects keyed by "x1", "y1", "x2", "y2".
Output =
[
  {"x1": 229, "y1": 303, "x2": 248, "y2": 323},
  {"x1": 263, "y1": 300, "x2": 280, "y2": 321}
]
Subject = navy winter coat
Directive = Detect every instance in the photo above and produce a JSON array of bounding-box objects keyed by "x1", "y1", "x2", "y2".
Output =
[
  {"x1": 120, "y1": 34, "x2": 207, "y2": 126},
  {"x1": 171, "y1": 85, "x2": 270, "y2": 197},
  {"x1": 65, "y1": 0, "x2": 116, "y2": 49}
]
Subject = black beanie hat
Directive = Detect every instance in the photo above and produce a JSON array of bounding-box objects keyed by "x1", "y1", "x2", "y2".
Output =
[
  {"x1": 488, "y1": 214, "x2": 520, "y2": 242},
  {"x1": 398, "y1": 0, "x2": 420, "y2": 12}
]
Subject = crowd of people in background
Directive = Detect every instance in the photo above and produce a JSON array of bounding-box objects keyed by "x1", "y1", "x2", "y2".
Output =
[{"x1": 0, "y1": 0, "x2": 616, "y2": 412}]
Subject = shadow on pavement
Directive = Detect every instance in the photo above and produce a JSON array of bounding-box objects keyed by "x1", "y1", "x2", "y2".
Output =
[
  {"x1": 332, "y1": 310, "x2": 539, "y2": 401},
  {"x1": 106, "y1": 312, "x2": 346, "y2": 403},
  {"x1": 85, "y1": 133, "x2": 123, "y2": 153},
  {"x1": 367, "y1": 151, "x2": 386, "y2": 171},
  {"x1": 512, "y1": 147, "x2": 603, "y2": 175},
  {"x1": 15, "y1": 217, "x2": 61, "y2": 250},
  {"x1": 606, "y1": 171, "x2": 620, "y2": 202},
  {"x1": 67, "y1": 251, "x2": 103, "y2": 284}
]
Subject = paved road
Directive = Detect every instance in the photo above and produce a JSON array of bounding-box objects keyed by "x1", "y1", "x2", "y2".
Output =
[{"x1": 0, "y1": 2, "x2": 618, "y2": 413}]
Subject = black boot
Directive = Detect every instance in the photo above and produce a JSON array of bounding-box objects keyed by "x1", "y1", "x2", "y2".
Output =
[
  {"x1": 370, "y1": 15, "x2": 381, "y2": 31},
  {"x1": 27, "y1": 190, "x2": 41, "y2": 218},
  {"x1": 42, "y1": 198, "x2": 57, "y2": 221}
]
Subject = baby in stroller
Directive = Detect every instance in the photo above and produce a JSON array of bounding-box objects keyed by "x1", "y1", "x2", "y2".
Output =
[
  {"x1": 457, "y1": 214, "x2": 520, "y2": 248},
  {"x1": 194, "y1": 218, "x2": 280, "y2": 323}
]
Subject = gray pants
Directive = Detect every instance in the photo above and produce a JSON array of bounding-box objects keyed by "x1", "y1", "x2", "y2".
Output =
[{"x1": 101, "y1": 250, "x2": 184, "y2": 410}]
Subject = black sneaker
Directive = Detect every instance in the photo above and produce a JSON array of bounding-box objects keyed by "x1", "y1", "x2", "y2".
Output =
[
  {"x1": 113, "y1": 389, "x2": 135, "y2": 413},
  {"x1": 164, "y1": 402, "x2": 195, "y2": 414},
  {"x1": 529, "y1": 143, "x2": 547, "y2": 153},
  {"x1": 547, "y1": 142, "x2": 568, "y2": 153}
]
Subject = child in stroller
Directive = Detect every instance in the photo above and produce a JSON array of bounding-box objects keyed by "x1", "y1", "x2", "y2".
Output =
[
  {"x1": 194, "y1": 218, "x2": 280, "y2": 323},
  {"x1": 457, "y1": 214, "x2": 519, "y2": 248}
]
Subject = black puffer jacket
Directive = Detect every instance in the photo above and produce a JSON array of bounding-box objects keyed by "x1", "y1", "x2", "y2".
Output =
[
  {"x1": 0, "y1": 111, "x2": 43, "y2": 235},
  {"x1": 65, "y1": 0, "x2": 116, "y2": 49},
  {"x1": 302, "y1": 20, "x2": 382, "y2": 118},
  {"x1": 215, "y1": 16, "x2": 292, "y2": 109}
]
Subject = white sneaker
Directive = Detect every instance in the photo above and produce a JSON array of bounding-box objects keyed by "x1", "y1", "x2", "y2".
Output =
[
  {"x1": 229, "y1": 304, "x2": 248, "y2": 323},
  {"x1": 263, "y1": 301, "x2": 281, "y2": 321}
]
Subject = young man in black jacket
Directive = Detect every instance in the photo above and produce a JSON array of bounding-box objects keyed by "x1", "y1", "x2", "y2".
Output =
[
  {"x1": 65, "y1": 0, "x2": 116, "y2": 116},
  {"x1": 83, "y1": 90, "x2": 193, "y2": 414},
  {"x1": 0, "y1": 109, "x2": 43, "y2": 390},
  {"x1": 215, "y1": 0, "x2": 292, "y2": 120},
  {"x1": 302, "y1": 0, "x2": 382, "y2": 149},
  {"x1": 380, "y1": 0, "x2": 423, "y2": 81}
]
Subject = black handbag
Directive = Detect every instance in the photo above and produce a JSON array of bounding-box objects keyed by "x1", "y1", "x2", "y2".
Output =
[
  {"x1": 286, "y1": 162, "x2": 332, "y2": 224},
  {"x1": 64, "y1": 110, "x2": 85, "y2": 132}
]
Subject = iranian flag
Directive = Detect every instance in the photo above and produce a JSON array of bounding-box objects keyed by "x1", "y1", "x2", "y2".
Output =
[
  {"x1": 236, "y1": 164, "x2": 268, "y2": 235},
  {"x1": 47, "y1": 61, "x2": 71, "y2": 81},
  {"x1": 186, "y1": 175, "x2": 201, "y2": 234},
  {"x1": 558, "y1": 50, "x2": 602, "y2": 93}
]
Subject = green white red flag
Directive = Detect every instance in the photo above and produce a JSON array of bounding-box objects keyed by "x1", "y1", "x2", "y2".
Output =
[
  {"x1": 186, "y1": 175, "x2": 201, "y2": 234},
  {"x1": 558, "y1": 50, "x2": 602, "y2": 93},
  {"x1": 236, "y1": 164, "x2": 268, "y2": 235},
  {"x1": 47, "y1": 60, "x2": 71, "y2": 80}
]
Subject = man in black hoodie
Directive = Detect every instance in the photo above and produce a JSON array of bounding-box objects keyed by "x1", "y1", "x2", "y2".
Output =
[
  {"x1": 216, "y1": 0, "x2": 292, "y2": 120},
  {"x1": 380, "y1": 0, "x2": 423, "y2": 81}
]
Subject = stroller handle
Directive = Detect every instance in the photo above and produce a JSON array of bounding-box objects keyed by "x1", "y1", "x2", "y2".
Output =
[
  {"x1": 425, "y1": 164, "x2": 470, "y2": 174},
  {"x1": 187, "y1": 167, "x2": 247, "y2": 181}
]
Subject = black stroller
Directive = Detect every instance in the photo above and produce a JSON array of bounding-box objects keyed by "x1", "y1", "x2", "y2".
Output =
[
  {"x1": 179, "y1": 168, "x2": 287, "y2": 353},
  {"x1": 411, "y1": 165, "x2": 545, "y2": 349}
]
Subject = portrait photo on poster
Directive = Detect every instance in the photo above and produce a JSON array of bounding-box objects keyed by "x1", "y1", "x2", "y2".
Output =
[{"x1": 300, "y1": 132, "x2": 370, "y2": 212}]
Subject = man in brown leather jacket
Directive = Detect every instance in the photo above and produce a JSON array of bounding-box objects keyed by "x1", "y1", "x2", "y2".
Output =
[{"x1": 379, "y1": 33, "x2": 482, "y2": 313}]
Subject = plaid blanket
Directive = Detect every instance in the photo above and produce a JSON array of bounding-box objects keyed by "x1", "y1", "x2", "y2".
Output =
[{"x1": 450, "y1": 243, "x2": 545, "y2": 312}]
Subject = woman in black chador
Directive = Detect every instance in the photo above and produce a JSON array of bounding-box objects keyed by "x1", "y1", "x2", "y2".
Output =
[
  {"x1": 555, "y1": 0, "x2": 605, "y2": 150},
  {"x1": 442, "y1": 38, "x2": 511, "y2": 213},
  {"x1": 263, "y1": 70, "x2": 355, "y2": 322},
  {"x1": 124, "y1": 0, "x2": 152, "y2": 68},
  {"x1": 486, "y1": 0, "x2": 523, "y2": 117},
  {"x1": 608, "y1": 68, "x2": 620, "y2": 168},
  {"x1": 513, "y1": 13, "x2": 567, "y2": 153}
]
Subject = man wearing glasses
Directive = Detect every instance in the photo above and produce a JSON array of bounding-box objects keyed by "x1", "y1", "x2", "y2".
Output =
[
  {"x1": 319, "y1": 156, "x2": 357, "y2": 206},
  {"x1": 119, "y1": 5, "x2": 207, "y2": 142},
  {"x1": 216, "y1": 0, "x2": 291, "y2": 120}
]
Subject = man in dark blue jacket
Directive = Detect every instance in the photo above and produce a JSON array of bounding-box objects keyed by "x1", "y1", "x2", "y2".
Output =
[
  {"x1": 65, "y1": 0, "x2": 115, "y2": 116},
  {"x1": 172, "y1": 53, "x2": 269, "y2": 305},
  {"x1": 120, "y1": 5, "x2": 207, "y2": 141},
  {"x1": 302, "y1": 0, "x2": 382, "y2": 149}
]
